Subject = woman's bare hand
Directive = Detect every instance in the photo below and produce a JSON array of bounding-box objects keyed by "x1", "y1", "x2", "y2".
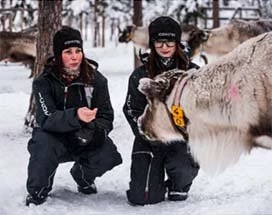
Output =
[{"x1": 77, "y1": 107, "x2": 98, "y2": 123}]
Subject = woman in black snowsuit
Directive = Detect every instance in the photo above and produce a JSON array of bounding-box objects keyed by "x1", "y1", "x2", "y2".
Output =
[
  {"x1": 123, "y1": 16, "x2": 199, "y2": 205},
  {"x1": 26, "y1": 27, "x2": 122, "y2": 206}
]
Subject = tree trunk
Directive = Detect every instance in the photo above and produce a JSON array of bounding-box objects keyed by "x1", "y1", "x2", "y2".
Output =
[
  {"x1": 79, "y1": 12, "x2": 83, "y2": 36},
  {"x1": 212, "y1": 0, "x2": 219, "y2": 28},
  {"x1": 102, "y1": 15, "x2": 105, "y2": 47},
  {"x1": 133, "y1": 0, "x2": 143, "y2": 69},
  {"x1": 84, "y1": 12, "x2": 88, "y2": 41},
  {"x1": 1, "y1": 0, "x2": 6, "y2": 31},
  {"x1": 93, "y1": 0, "x2": 98, "y2": 47},
  {"x1": 25, "y1": 0, "x2": 62, "y2": 128}
]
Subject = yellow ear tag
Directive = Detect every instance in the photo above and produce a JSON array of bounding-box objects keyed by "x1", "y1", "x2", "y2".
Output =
[{"x1": 171, "y1": 105, "x2": 185, "y2": 127}]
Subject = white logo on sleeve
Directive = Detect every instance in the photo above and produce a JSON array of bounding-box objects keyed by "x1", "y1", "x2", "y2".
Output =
[{"x1": 38, "y1": 92, "x2": 51, "y2": 116}]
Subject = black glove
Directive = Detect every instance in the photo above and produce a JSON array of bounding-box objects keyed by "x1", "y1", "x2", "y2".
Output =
[
  {"x1": 75, "y1": 123, "x2": 106, "y2": 147},
  {"x1": 75, "y1": 122, "x2": 95, "y2": 146}
]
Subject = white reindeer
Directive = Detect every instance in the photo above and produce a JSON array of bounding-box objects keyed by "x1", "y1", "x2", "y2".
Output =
[{"x1": 137, "y1": 32, "x2": 272, "y2": 175}]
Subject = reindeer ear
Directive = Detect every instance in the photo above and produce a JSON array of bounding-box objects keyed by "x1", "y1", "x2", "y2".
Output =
[{"x1": 138, "y1": 78, "x2": 154, "y2": 97}]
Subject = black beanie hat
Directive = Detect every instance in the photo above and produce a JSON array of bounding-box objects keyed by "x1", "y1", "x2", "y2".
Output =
[
  {"x1": 148, "y1": 16, "x2": 181, "y2": 46},
  {"x1": 53, "y1": 26, "x2": 83, "y2": 57}
]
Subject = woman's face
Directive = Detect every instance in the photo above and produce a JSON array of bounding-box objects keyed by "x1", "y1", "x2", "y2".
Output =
[
  {"x1": 154, "y1": 39, "x2": 177, "y2": 58},
  {"x1": 61, "y1": 47, "x2": 83, "y2": 70}
]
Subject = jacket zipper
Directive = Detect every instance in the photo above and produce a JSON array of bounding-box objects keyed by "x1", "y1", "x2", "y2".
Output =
[
  {"x1": 63, "y1": 86, "x2": 68, "y2": 109},
  {"x1": 46, "y1": 71, "x2": 92, "y2": 110},
  {"x1": 63, "y1": 82, "x2": 86, "y2": 110}
]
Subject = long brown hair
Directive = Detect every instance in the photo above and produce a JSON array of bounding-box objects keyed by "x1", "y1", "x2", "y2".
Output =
[
  {"x1": 54, "y1": 53, "x2": 95, "y2": 84},
  {"x1": 146, "y1": 44, "x2": 189, "y2": 78}
]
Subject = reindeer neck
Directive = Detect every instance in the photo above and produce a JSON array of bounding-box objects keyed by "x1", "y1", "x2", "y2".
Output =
[{"x1": 165, "y1": 74, "x2": 191, "y2": 113}]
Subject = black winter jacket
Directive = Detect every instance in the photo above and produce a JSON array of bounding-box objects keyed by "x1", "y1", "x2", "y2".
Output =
[
  {"x1": 123, "y1": 62, "x2": 199, "y2": 139},
  {"x1": 33, "y1": 59, "x2": 113, "y2": 135}
]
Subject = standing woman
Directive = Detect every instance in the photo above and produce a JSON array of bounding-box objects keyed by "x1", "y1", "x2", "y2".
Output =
[
  {"x1": 123, "y1": 16, "x2": 199, "y2": 205},
  {"x1": 26, "y1": 27, "x2": 122, "y2": 206}
]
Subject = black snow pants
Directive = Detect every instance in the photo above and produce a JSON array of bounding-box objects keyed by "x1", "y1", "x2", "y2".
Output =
[
  {"x1": 26, "y1": 128, "x2": 122, "y2": 198},
  {"x1": 127, "y1": 137, "x2": 199, "y2": 205}
]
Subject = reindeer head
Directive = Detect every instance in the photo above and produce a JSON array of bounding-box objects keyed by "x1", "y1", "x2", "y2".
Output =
[
  {"x1": 140, "y1": 69, "x2": 184, "y2": 100},
  {"x1": 118, "y1": 25, "x2": 136, "y2": 43},
  {"x1": 186, "y1": 28, "x2": 209, "y2": 57},
  {"x1": 137, "y1": 69, "x2": 187, "y2": 143}
]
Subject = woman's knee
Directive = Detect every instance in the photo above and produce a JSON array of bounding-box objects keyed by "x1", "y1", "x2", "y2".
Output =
[
  {"x1": 28, "y1": 129, "x2": 64, "y2": 161},
  {"x1": 95, "y1": 137, "x2": 122, "y2": 169},
  {"x1": 128, "y1": 152, "x2": 166, "y2": 205}
]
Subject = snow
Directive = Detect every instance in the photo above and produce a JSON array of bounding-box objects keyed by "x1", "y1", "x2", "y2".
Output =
[{"x1": 0, "y1": 42, "x2": 272, "y2": 215}]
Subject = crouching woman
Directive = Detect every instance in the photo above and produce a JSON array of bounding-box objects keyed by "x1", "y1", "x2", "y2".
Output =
[
  {"x1": 25, "y1": 27, "x2": 122, "y2": 206},
  {"x1": 123, "y1": 16, "x2": 199, "y2": 205}
]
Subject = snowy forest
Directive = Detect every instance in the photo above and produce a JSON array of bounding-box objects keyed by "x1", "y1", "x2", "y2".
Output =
[
  {"x1": 0, "y1": 0, "x2": 272, "y2": 215},
  {"x1": 1, "y1": 0, "x2": 272, "y2": 46}
]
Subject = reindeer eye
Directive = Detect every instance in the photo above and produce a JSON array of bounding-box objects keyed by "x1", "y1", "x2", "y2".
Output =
[
  {"x1": 154, "y1": 82, "x2": 161, "y2": 87},
  {"x1": 158, "y1": 80, "x2": 164, "y2": 85}
]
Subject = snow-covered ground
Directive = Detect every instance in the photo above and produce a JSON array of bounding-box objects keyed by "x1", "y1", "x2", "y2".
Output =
[{"x1": 0, "y1": 43, "x2": 271, "y2": 215}]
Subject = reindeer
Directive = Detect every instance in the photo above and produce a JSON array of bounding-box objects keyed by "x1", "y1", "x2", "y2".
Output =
[
  {"x1": 188, "y1": 19, "x2": 272, "y2": 62},
  {"x1": 137, "y1": 32, "x2": 272, "y2": 175},
  {"x1": 0, "y1": 30, "x2": 36, "y2": 75},
  {"x1": 118, "y1": 19, "x2": 272, "y2": 64},
  {"x1": 118, "y1": 24, "x2": 209, "y2": 64},
  {"x1": 118, "y1": 24, "x2": 149, "y2": 50}
]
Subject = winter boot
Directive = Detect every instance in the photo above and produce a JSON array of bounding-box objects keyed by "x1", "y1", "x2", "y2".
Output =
[
  {"x1": 165, "y1": 179, "x2": 188, "y2": 201},
  {"x1": 168, "y1": 190, "x2": 188, "y2": 201},
  {"x1": 77, "y1": 182, "x2": 97, "y2": 194},
  {"x1": 25, "y1": 193, "x2": 47, "y2": 206}
]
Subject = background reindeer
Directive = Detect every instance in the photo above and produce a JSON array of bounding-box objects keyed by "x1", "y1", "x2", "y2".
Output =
[
  {"x1": 0, "y1": 28, "x2": 37, "y2": 77},
  {"x1": 138, "y1": 32, "x2": 272, "y2": 175},
  {"x1": 118, "y1": 19, "x2": 272, "y2": 64},
  {"x1": 118, "y1": 24, "x2": 148, "y2": 50},
  {"x1": 118, "y1": 23, "x2": 204, "y2": 63},
  {"x1": 187, "y1": 19, "x2": 272, "y2": 62}
]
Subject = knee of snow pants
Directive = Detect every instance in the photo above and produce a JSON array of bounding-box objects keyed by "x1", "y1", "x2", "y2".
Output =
[
  {"x1": 127, "y1": 140, "x2": 166, "y2": 205},
  {"x1": 164, "y1": 141, "x2": 199, "y2": 192},
  {"x1": 70, "y1": 137, "x2": 122, "y2": 187},
  {"x1": 26, "y1": 128, "x2": 68, "y2": 197}
]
